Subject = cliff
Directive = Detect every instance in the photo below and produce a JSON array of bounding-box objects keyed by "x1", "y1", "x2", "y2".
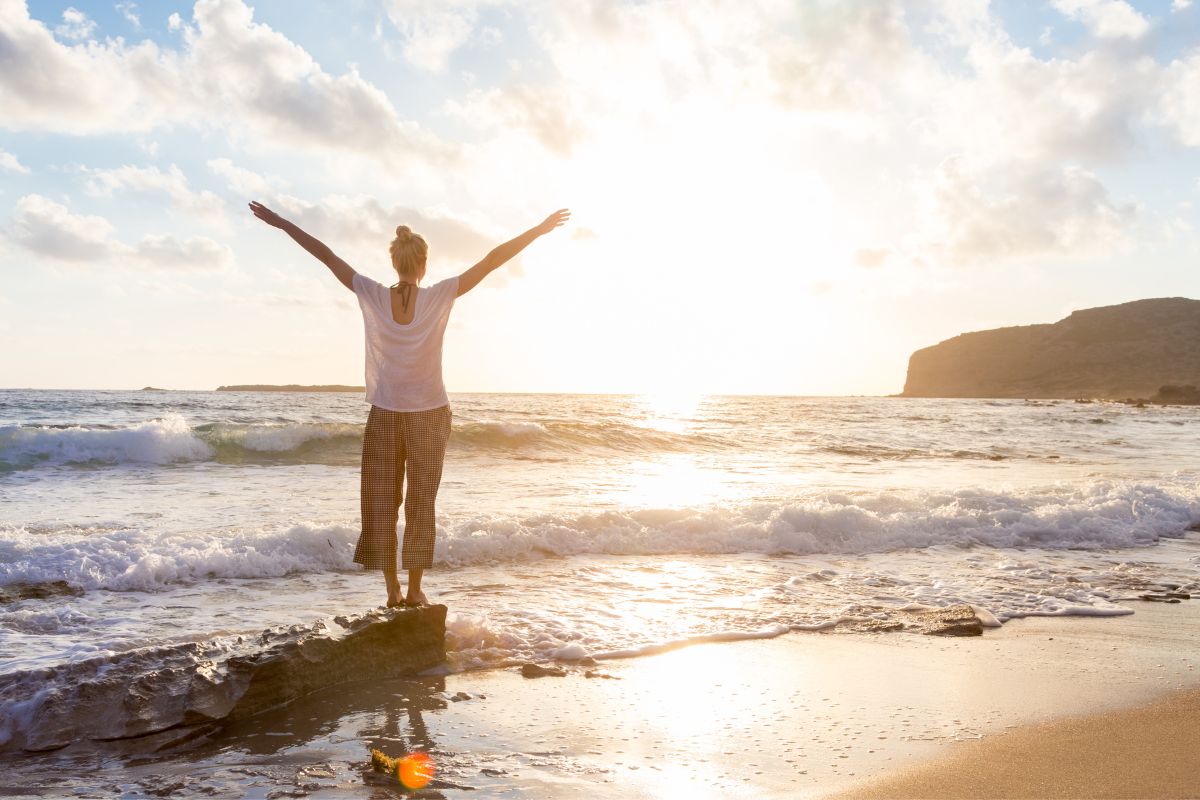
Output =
[{"x1": 901, "y1": 298, "x2": 1200, "y2": 399}]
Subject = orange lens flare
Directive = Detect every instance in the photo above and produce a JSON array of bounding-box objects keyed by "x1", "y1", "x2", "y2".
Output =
[{"x1": 397, "y1": 751, "x2": 434, "y2": 790}]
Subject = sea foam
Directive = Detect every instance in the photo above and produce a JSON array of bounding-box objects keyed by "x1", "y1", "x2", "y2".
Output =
[{"x1": 1, "y1": 479, "x2": 1195, "y2": 592}]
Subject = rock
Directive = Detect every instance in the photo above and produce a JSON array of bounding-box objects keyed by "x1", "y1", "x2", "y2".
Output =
[
  {"x1": 450, "y1": 691, "x2": 472, "y2": 702},
  {"x1": 1140, "y1": 593, "x2": 1183, "y2": 603},
  {"x1": 584, "y1": 670, "x2": 617, "y2": 679},
  {"x1": 1151, "y1": 384, "x2": 1200, "y2": 405},
  {"x1": 0, "y1": 605, "x2": 446, "y2": 753},
  {"x1": 838, "y1": 604, "x2": 984, "y2": 636},
  {"x1": 520, "y1": 663, "x2": 566, "y2": 678},
  {"x1": 900, "y1": 297, "x2": 1200, "y2": 399},
  {"x1": 0, "y1": 580, "x2": 83, "y2": 604}
]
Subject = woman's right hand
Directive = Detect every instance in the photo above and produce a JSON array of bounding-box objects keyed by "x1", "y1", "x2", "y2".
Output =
[
  {"x1": 249, "y1": 201, "x2": 288, "y2": 229},
  {"x1": 534, "y1": 208, "x2": 571, "y2": 236}
]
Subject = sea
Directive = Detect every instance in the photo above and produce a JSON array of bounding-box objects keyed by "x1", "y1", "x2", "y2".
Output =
[{"x1": 2, "y1": 389, "x2": 1199, "y2": 754}]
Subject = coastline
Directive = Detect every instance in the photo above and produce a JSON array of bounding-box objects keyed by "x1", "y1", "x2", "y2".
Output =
[{"x1": 8, "y1": 598, "x2": 1200, "y2": 797}]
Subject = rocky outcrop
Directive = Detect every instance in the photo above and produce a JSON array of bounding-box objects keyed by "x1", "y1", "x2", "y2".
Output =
[
  {"x1": 901, "y1": 297, "x2": 1200, "y2": 399},
  {"x1": 0, "y1": 605, "x2": 445, "y2": 753}
]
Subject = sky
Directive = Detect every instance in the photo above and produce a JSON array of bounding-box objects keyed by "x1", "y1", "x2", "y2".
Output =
[{"x1": 2, "y1": 0, "x2": 1199, "y2": 395}]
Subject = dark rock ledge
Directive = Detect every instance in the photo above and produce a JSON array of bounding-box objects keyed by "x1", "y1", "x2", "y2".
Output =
[{"x1": 0, "y1": 605, "x2": 445, "y2": 753}]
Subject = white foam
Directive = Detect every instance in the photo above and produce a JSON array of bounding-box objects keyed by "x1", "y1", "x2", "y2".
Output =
[
  {"x1": 0, "y1": 415, "x2": 211, "y2": 466},
  {"x1": 0, "y1": 523, "x2": 359, "y2": 592},
  {"x1": 3, "y1": 479, "x2": 1194, "y2": 595},
  {"x1": 591, "y1": 624, "x2": 792, "y2": 660},
  {"x1": 433, "y1": 480, "x2": 1200, "y2": 566}
]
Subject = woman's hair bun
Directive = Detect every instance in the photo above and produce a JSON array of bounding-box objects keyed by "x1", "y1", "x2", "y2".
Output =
[{"x1": 394, "y1": 225, "x2": 413, "y2": 241}]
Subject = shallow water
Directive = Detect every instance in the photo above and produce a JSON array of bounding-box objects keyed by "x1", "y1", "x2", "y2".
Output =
[{"x1": 1, "y1": 390, "x2": 1199, "y2": 750}]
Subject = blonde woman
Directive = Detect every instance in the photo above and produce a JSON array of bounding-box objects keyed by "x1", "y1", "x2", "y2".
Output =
[{"x1": 249, "y1": 201, "x2": 570, "y2": 607}]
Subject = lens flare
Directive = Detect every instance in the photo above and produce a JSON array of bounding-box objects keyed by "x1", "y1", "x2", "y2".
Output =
[{"x1": 397, "y1": 751, "x2": 434, "y2": 790}]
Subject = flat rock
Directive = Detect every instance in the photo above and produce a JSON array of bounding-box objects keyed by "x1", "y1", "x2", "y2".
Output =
[
  {"x1": 0, "y1": 605, "x2": 446, "y2": 753},
  {"x1": 839, "y1": 604, "x2": 985, "y2": 636}
]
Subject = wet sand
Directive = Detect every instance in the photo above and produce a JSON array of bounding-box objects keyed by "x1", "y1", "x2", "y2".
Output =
[
  {"x1": 831, "y1": 685, "x2": 1200, "y2": 799},
  {"x1": 4, "y1": 600, "x2": 1200, "y2": 797}
]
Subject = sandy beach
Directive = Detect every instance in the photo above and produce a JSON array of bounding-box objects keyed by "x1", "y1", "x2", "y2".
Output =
[
  {"x1": 5, "y1": 597, "x2": 1198, "y2": 797},
  {"x1": 832, "y1": 684, "x2": 1200, "y2": 799}
]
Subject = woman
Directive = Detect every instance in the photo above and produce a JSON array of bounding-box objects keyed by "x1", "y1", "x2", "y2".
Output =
[{"x1": 249, "y1": 200, "x2": 570, "y2": 607}]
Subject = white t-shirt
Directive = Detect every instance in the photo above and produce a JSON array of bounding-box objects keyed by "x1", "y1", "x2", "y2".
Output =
[{"x1": 352, "y1": 272, "x2": 459, "y2": 412}]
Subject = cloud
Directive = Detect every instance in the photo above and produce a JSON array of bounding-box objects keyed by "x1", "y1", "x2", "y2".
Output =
[
  {"x1": 1050, "y1": 0, "x2": 1150, "y2": 39},
  {"x1": 207, "y1": 157, "x2": 285, "y2": 197},
  {"x1": 383, "y1": 0, "x2": 486, "y2": 72},
  {"x1": 915, "y1": 157, "x2": 1136, "y2": 265},
  {"x1": 126, "y1": 233, "x2": 232, "y2": 270},
  {"x1": 8, "y1": 194, "x2": 114, "y2": 262},
  {"x1": 1174, "y1": 0, "x2": 1192, "y2": 10},
  {"x1": 54, "y1": 7, "x2": 96, "y2": 40},
  {"x1": 446, "y1": 84, "x2": 584, "y2": 156},
  {"x1": 1158, "y1": 52, "x2": 1200, "y2": 146},
  {"x1": 0, "y1": 149, "x2": 30, "y2": 174},
  {"x1": 272, "y1": 193, "x2": 498, "y2": 270},
  {"x1": 853, "y1": 249, "x2": 891, "y2": 268},
  {"x1": 116, "y1": 2, "x2": 140, "y2": 28},
  {"x1": 6, "y1": 193, "x2": 232, "y2": 270},
  {"x1": 0, "y1": 0, "x2": 453, "y2": 171},
  {"x1": 84, "y1": 163, "x2": 225, "y2": 222}
]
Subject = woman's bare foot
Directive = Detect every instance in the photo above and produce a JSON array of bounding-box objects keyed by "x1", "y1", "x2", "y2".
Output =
[
  {"x1": 384, "y1": 570, "x2": 402, "y2": 608},
  {"x1": 404, "y1": 590, "x2": 428, "y2": 607}
]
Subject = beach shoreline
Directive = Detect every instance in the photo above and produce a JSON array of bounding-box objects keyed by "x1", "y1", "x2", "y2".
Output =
[{"x1": 5, "y1": 598, "x2": 1200, "y2": 797}]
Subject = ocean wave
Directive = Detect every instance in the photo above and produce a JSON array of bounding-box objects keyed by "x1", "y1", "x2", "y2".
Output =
[
  {"x1": 0, "y1": 523, "x2": 360, "y2": 592},
  {"x1": 432, "y1": 481, "x2": 1200, "y2": 567},
  {"x1": 820, "y1": 443, "x2": 1011, "y2": 461},
  {"x1": 0, "y1": 416, "x2": 727, "y2": 470},
  {"x1": 2, "y1": 480, "x2": 1196, "y2": 592},
  {"x1": 0, "y1": 415, "x2": 212, "y2": 468}
]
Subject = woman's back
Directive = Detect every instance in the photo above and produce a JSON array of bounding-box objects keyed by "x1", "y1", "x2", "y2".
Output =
[{"x1": 352, "y1": 272, "x2": 459, "y2": 413}]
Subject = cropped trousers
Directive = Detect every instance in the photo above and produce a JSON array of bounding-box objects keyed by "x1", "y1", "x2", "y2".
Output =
[{"x1": 353, "y1": 404, "x2": 452, "y2": 571}]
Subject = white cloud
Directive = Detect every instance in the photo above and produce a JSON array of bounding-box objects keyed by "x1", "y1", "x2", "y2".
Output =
[
  {"x1": 446, "y1": 84, "x2": 584, "y2": 156},
  {"x1": 6, "y1": 193, "x2": 231, "y2": 270},
  {"x1": 1174, "y1": 0, "x2": 1192, "y2": 10},
  {"x1": 0, "y1": 149, "x2": 30, "y2": 174},
  {"x1": 1050, "y1": 0, "x2": 1150, "y2": 39},
  {"x1": 116, "y1": 2, "x2": 141, "y2": 28},
  {"x1": 8, "y1": 194, "x2": 115, "y2": 262},
  {"x1": 167, "y1": 12, "x2": 182, "y2": 31},
  {"x1": 206, "y1": 158, "x2": 284, "y2": 197},
  {"x1": 126, "y1": 233, "x2": 232, "y2": 270},
  {"x1": 1159, "y1": 52, "x2": 1200, "y2": 146},
  {"x1": 383, "y1": 0, "x2": 481, "y2": 72},
  {"x1": 915, "y1": 157, "x2": 1135, "y2": 265},
  {"x1": 266, "y1": 193, "x2": 500, "y2": 275},
  {"x1": 0, "y1": 0, "x2": 453, "y2": 171},
  {"x1": 83, "y1": 163, "x2": 225, "y2": 222},
  {"x1": 54, "y1": 7, "x2": 96, "y2": 40}
]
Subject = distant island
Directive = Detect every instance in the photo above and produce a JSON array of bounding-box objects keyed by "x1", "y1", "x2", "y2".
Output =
[
  {"x1": 901, "y1": 297, "x2": 1200, "y2": 401},
  {"x1": 216, "y1": 384, "x2": 365, "y2": 392}
]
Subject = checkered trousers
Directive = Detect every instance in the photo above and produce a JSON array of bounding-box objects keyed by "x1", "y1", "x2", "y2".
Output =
[{"x1": 353, "y1": 404, "x2": 452, "y2": 571}]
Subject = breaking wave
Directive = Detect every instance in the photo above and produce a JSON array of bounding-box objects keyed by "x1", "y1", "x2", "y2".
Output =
[
  {"x1": 0, "y1": 415, "x2": 729, "y2": 470},
  {"x1": 3, "y1": 479, "x2": 1196, "y2": 593}
]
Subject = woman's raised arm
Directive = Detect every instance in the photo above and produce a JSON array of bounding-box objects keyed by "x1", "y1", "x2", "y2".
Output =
[
  {"x1": 457, "y1": 209, "x2": 570, "y2": 297},
  {"x1": 249, "y1": 201, "x2": 356, "y2": 291}
]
